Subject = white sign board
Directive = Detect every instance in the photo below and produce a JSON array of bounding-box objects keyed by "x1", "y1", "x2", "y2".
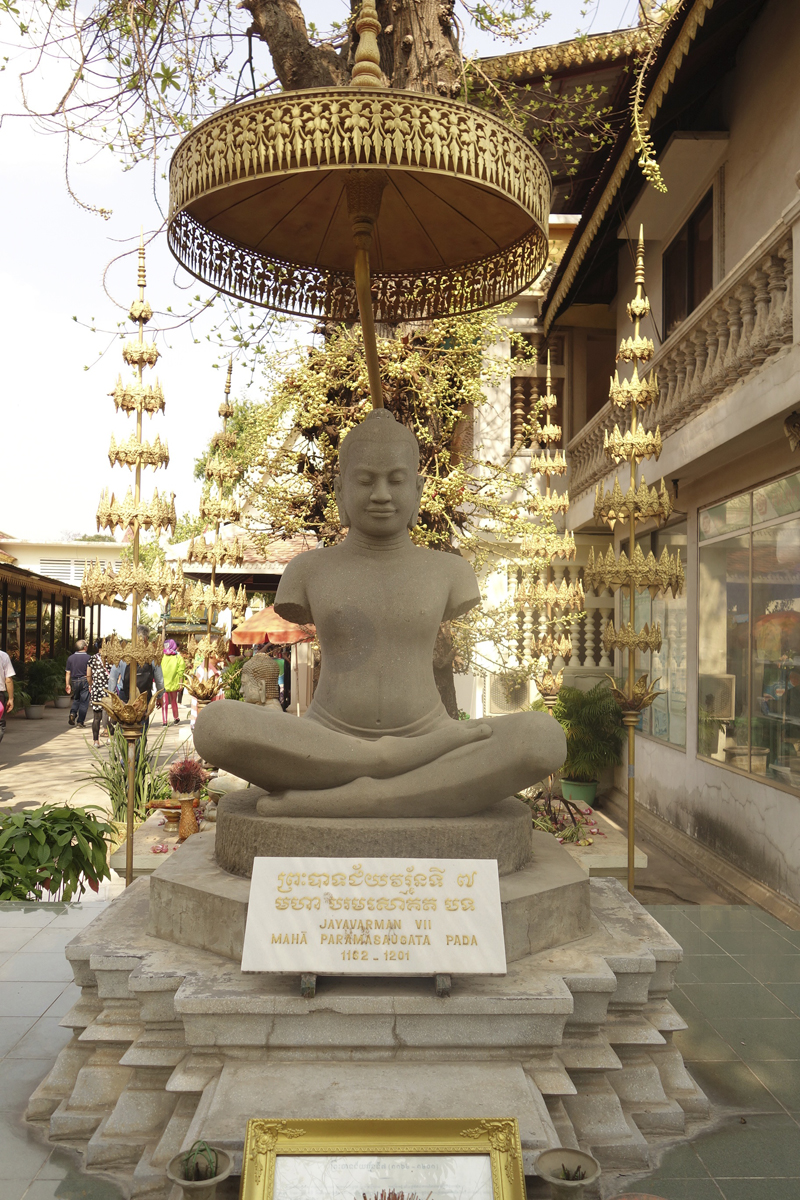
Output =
[{"x1": 241, "y1": 856, "x2": 507, "y2": 976}]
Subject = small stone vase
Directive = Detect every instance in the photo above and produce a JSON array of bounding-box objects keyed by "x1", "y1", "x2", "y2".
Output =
[
  {"x1": 165, "y1": 1148, "x2": 232, "y2": 1199},
  {"x1": 177, "y1": 796, "x2": 200, "y2": 841},
  {"x1": 534, "y1": 1148, "x2": 601, "y2": 1200}
]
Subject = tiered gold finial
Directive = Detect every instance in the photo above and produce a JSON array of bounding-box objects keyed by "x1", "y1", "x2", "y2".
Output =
[
  {"x1": 81, "y1": 235, "x2": 186, "y2": 716},
  {"x1": 524, "y1": 352, "x2": 583, "y2": 706},
  {"x1": 584, "y1": 226, "x2": 685, "y2": 893},
  {"x1": 183, "y1": 360, "x2": 247, "y2": 701},
  {"x1": 80, "y1": 233, "x2": 188, "y2": 889},
  {"x1": 350, "y1": 1, "x2": 384, "y2": 90}
]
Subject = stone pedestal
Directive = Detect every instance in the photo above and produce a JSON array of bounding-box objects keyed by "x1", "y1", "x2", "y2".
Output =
[
  {"x1": 216, "y1": 791, "x2": 536, "y2": 877},
  {"x1": 148, "y1": 822, "x2": 590, "y2": 965},
  {"x1": 26, "y1": 800, "x2": 708, "y2": 1199}
]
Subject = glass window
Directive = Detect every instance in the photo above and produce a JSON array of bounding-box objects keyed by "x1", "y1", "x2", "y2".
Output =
[
  {"x1": 699, "y1": 492, "x2": 751, "y2": 541},
  {"x1": 41, "y1": 599, "x2": 54, "y2": 658},
  {"x1": 751, "y1": 520, "x2": 800, "y2": 786},
  {"x1": 6, "y1": 590, "x2": 22, "y2": 661},
  {"x1": 662, "y1": 189, "x2": 714, "y2": 339},
  {"x1": 622, "y1": 525, "x2": 688, "y2": 746},
  {"x1": 25, "y1": 596, "x2": 38, "y2": 662},
  {"x1": 698, "y1": 473, "x2": 800, "y2": 791},
  {"x1": 753, "y1": 470, "x2": 800, "y2": 524},
  {"x1": 698, "y1": 534, "x2": 749, "y2": 762}
]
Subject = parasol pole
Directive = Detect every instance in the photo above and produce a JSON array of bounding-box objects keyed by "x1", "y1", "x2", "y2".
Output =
[
  {"x1": 124, "y1": 233, "x2": 147, "y2": 888},
  {"x1": 347, "y1": 1, "x2": 386, "y2": 411}
]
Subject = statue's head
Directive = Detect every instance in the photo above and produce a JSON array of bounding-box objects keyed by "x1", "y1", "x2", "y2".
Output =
[
  {"x1": 335, "y1": 409, "x2": 424, "y2": 537},
  {"x1": 241, "y1": 654, "x2": 281, "y2": 705}
]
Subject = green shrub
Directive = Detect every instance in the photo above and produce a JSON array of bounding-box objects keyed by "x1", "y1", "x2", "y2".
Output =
[
  {"x1": 536, "y1": 683, "x2": 624, "y2": 783},
  {"x1": 24, "y1": 658, "x2": 61, "y2": 705},
  {"x1": 76, "y1": 724, "x2": 172, "y2": 823},
  {"x1": 221, "y1": 657, "x2": 244, "y2": 701},
  {"x1": 0, "y1": 805, "x2": 114, "y2": 901}
]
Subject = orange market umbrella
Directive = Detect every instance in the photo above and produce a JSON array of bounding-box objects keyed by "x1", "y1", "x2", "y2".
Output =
[{"x1": 231, "y1": 606, "x2": 315, "y2": 646}]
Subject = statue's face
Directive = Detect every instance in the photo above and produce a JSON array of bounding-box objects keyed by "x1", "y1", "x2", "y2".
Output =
[
  {"x1": 335, "y1": 441, "x2": 424, "y2": 537},
  {"x1": 241, "y1": 672, "x2": 266, "y2": 705}
]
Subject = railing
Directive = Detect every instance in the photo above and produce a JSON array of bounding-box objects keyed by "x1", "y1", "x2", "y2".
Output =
[{"x1": 567, "y1": 222, "x2": 794, "y2": 497}]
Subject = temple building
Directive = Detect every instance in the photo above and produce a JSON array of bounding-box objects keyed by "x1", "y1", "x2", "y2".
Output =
[
  {"x1": 478, "y1": 0, "x2": 800, "y2": 915},
  {"x1": 0, "y1": 533, "x2": 124, "y2": 660}
]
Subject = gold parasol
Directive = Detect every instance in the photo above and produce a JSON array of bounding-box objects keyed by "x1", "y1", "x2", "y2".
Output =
[{"x1": 167, "y1": 1, "x2": 551, "y2": 410}]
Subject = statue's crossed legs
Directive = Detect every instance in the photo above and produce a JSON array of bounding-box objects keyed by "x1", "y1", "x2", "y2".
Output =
[{"x1": 194, "y1": 701, "x2": 566, "y2": 819}]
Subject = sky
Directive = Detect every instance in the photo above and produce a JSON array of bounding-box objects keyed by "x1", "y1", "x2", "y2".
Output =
[{"x1": 0, "y1": 0, "x2": 640, "y2": 543}]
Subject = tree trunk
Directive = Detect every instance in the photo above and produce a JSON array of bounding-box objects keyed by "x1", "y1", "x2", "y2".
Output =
[
  {"x1": 241, "y1": 0, "x2": 461, "y2": 95},
  {"x1": 433, "y1": 622, "x2": 460, "y2": 719}
]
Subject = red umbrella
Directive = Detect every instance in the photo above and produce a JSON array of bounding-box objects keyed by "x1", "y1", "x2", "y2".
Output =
[{"x1": 231, "y1": 606, "x2": 315, "y2": 646}]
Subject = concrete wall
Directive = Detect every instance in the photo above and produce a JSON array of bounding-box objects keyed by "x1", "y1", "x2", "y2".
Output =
[
  {"x1": 613, "y1": 417, "x2": 800, "y2": 907},
  {"x1": 723, "y1": 0, "x2": 800, "y2": 267},
  {"x1": 610, "y1": 0, "x2": 800, "y2": 353}
]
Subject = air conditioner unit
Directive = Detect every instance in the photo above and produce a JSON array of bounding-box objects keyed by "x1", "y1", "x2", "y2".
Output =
[
  {"x1": 698, "y1": 673, "x2": 736, "y2": 720},
  {"x1": 488, "y1": 674, "x2": 529, "y2": 715}
]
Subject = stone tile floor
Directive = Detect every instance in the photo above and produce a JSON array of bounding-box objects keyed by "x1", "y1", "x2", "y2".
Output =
[
  {"x1": 604, "y1": 902, "x2": 800, "y2": 1199},
  {"x1": 2, "y1": 900, "x2": 800, "y2": 1199}
]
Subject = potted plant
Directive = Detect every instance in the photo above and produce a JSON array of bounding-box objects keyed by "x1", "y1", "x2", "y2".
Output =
[
  {"x1": 166, "y1": 1140, "x2": 232, "y2": 1199},
  {"x1": 534, "y1": 1148, "x2": 600, "y2": 1200},
  {"x1": 167, "y1": 755, "x2": 209, "y2": 841},
  {"x1": 52, "y1": 650, "x2": 71, "y2": 708},
  {"x1": 550, "y1": 682, "x2": 624, "y2": 806},
  {"x1": 21, "y1": 660, "x2": 57, "y2": 719}
]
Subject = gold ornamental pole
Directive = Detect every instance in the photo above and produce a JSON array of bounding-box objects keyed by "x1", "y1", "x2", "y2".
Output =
[
  {"x1": 81, "y1": 233, "x2": 183, "y2": 887},
  {"x1": 184, "y1": 363, "x2": 246, "y2": 704},
  {"x1": 348, "y1": 1, "x2": 386, "y2": 411},
  {"x1": 583, "y1": 227, "x2": 684, "y2": 894},
  {"x1": 529, "y1": 352, "x2": 582, "y2": 713},
  {"x1": 124, "y1": 235, "x2": 147, "y2": 889}
]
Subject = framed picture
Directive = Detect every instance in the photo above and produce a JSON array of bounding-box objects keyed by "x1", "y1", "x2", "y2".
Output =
[{"x1": 240, "y1": 1118, "x2": 525, "y2": 1200}]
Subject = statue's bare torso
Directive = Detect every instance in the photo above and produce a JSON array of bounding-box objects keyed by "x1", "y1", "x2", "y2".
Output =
[
  {"x1": 277, "y1": 541, "x2": 478, "y2": 737},
  {"x1": 193, "y1": 409, "x2": 566, "y2": 817}
]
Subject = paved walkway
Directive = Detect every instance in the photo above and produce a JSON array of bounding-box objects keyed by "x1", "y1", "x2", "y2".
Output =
[
  {"x1": 605, "y1": 903, "x2": 800, "y2": 1199},
  {"x1": 0, "y1": 703, "x2": 192, "y2": 815},
  {"x1": 1, "y1": 900, "x2": 799, "y2": 1199},
  {"x1": 0, "y1": 900, "x2": 121, "y2": 1200}
]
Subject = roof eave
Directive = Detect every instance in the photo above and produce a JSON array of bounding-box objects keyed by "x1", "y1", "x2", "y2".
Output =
[{"x1": 541, "y1": 0, "x2": 717, "y2": 334}]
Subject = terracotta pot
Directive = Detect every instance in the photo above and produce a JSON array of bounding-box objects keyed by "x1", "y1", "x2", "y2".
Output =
[
  {"x1": 178, "y1": 796, "x2": 200, "y2": 840},
  {"x1": 165, "y1": 1148, "x2": 232, "y2": 1199}
]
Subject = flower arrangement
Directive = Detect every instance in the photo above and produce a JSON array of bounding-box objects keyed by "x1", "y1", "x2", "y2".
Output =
[
  {"x1": 168, "y1": 755, "x2": 209, "y2": 797},
  {"x1": 518, "y1": 789, "x2": 605, "y2": 846}
]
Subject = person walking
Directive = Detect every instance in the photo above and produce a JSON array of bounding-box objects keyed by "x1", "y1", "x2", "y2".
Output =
[
  {"x1": 190, "y1": 651, "x2": 224, "y2": 730},
  {"x1": 160, "y1": 639, "x2": 185, "y2": 726},
  {"x1": 66, "y1": 639, "x2": 91, "y2": 728},
  {"x1": 0, "y1": 648, "x2": 15, "y2": 746},
  {"x1": 88, "y1": 638, "x2": 110, "y2": 748},
  {"x1": 108, "y1": 625, "x2": 165, "y2": 727}
]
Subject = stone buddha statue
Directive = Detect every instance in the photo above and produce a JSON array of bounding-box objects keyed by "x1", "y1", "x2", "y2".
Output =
[
  {"x1": 194, "y1": 409, "x2": 565, "y2": 818},
  {"x1": 241, "y1": 655, "x2": 282, "y2": 712}
]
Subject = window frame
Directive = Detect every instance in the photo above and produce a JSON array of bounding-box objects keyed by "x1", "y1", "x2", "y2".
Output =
[
  {"x1": 619, "y1": 520, "x2": 688, "y2": 751},
  {"x1": 697, "y1": 470, "x2": 800, "y2": 796},
  {"x1": 662, "y1": 187, "x2": 714, "y2": 340}
]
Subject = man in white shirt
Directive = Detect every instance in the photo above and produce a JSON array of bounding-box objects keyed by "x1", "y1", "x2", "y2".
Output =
[{"x1": 0, "y1": 649, "x2": 15, "y2": 746}]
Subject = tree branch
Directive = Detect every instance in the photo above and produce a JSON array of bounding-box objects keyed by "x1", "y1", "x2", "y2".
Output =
[{"x1": 239, "y1": 0, "x2": 347, "y2": 89}]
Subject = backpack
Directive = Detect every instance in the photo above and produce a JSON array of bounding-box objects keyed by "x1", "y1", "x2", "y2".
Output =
[{"x1": 119, "y1": 661, "x2": 155, "y2": 702}]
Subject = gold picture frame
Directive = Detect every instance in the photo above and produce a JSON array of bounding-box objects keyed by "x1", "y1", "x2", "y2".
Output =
[{"x1": 240, "y1": 1118, "x2": 525, "y2": 1200}]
